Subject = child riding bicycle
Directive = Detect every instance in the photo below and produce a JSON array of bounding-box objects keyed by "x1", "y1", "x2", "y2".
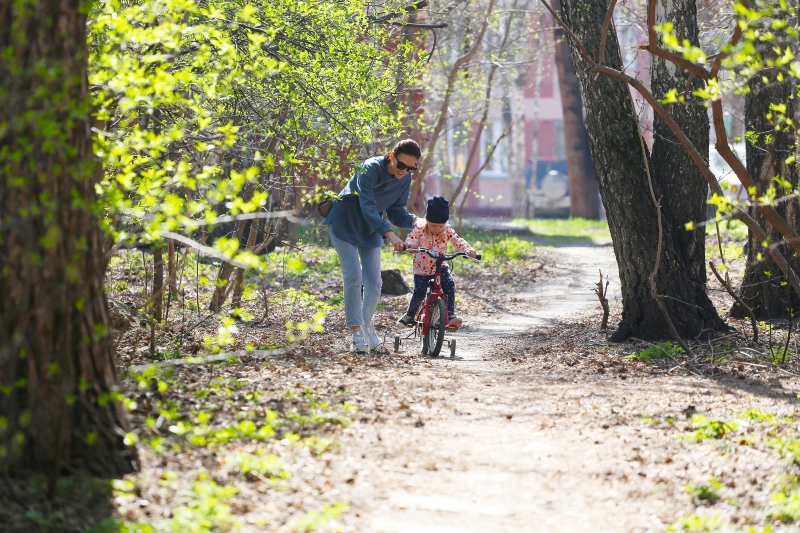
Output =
[{"x1": 396, "y1": 196, "x2": 476, "y2": 329}]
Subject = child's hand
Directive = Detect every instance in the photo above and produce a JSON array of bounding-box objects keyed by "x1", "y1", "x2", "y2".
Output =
[{"x1": 469, "y1": 249, "x2": 477, "y2": 258}]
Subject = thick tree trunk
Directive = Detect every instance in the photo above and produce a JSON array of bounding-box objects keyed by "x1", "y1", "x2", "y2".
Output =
[
  {"x1": 0, "y1": 0, "x2": 136, "y2": 476},
  {"x1": 560, "y1": 0, "x2": 727, "y2": 341},
  {"x1": 553, "y1": 0, "x2": 599, "y2": 220},
  {"x1": 732, "y1": 77, "x2": 800, "y2": 319},
  {"x1": 650, "y1": 0, "x2": 711, "y2": 314},
  {"x1": 732, "y1": 4, "x2": 800, "y2": 319}
]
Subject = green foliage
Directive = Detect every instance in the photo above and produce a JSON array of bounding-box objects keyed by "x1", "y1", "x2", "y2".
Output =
[
  {"x1": 286, "y1": 503, "x2": 348, "y2": 533},
  {"x1": 225, "y1": 450, "x2": 289, "y2": 481},
  {"x1": 686, "y1": 478, "x2": 723, "y2": 505},
  {"x1": 682, "y1": 415, "x2": 738, "y2": 443},
  {"x1": 88, "y1": 0, "x2": 416, "y2": 264},
  {"x1": 666, "y1": 513, "x2": 730, "y2": 532},
  {"x1": 767, "y1": 476, "x2": 800, "y2": 522},
  {"x1": 119, "y1": 479, "x2": 240, "y2": 532},
  {"x1": 769, "y1": 435, "x2": 800, "y2": 464},
  {"x1": 475, "y1": 236, "x2": 536, "y2": 263},
  {"x1": 627, "y1": 341, "x2": 684, "y2": 362}
]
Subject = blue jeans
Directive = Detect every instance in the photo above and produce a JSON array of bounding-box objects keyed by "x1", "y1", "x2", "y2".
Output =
[
  {"x1": 330, "y1": 229, "x2": 382, "y2": 327},
  {"x1": 406, "y1": 265, "x2": 456, "y2": 320}
]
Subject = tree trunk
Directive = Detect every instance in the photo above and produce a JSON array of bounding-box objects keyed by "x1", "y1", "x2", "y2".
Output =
[
  {"x1": 508, "y1": 86, "x2": 529, "y2": 219},
  {"x1": 209, "y1": 220, "x2": 247, "y2": 312},
  {"x1": 0, "y1": 0, "x2": 136, "y2": 476},
  {"x1": 732, "y1": 5, "x2": 800, "y2": 319},
  {"x1": 152, "y1": 247, "x2": 164, "y2": 323},
  {"x1": 650, "y1": 0, "x2": 711, "y2": 315},
  {"x1": 553, "y1": 0, "x2": 599, "y2": 220},
  {"x1": 231, "y1": 221, "x2": 260, "y2": 309},
  {"x1": 560, "y1": 0, "x2": 727, "y2": 341},
  {"x1": 732, "y1": 78, "x2": 800, "y2": 318}
]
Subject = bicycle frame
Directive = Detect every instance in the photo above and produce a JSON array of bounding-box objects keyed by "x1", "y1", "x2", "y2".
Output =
[
  {"x1": 406, "y1": 248, "x2": 480, "y2": 338},
  {"x1": 394, "y1": 247, "x2": 481, "y2": 357}
]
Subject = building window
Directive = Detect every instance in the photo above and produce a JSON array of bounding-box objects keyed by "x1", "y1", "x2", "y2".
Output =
[
  {"x1": 553, "y1": 120, "x2": 566, "y2": 159},
  {"x1": 482, "y1": 121, "x2": 508, "y2": 174}
]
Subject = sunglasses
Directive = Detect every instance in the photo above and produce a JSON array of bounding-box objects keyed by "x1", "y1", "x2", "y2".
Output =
[{"x1": 396, "y1": 160, "x2": 418, "y2": 173}]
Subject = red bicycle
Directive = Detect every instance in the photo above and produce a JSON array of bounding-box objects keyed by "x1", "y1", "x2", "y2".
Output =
[{"x1": 393, "y1": 247, "x2": 481, "y2": 357}]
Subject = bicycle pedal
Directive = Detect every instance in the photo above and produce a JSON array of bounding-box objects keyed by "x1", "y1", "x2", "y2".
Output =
[{"x1": 446, "y1": 325, "x2": 458, "y2": 331}]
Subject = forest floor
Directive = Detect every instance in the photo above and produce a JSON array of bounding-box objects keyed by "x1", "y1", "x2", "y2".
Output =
[{"x1": 5, "y1": 220, "x2": 800, "y2": 533}]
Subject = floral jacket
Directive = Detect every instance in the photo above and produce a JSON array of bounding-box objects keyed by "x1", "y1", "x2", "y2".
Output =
[{"x1": 404, "y1": 223, "x2": 473, "y2": 276}]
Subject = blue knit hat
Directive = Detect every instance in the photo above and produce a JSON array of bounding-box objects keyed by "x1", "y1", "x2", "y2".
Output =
[{"x1": 426, "y1": 195, "x2": 450, "y2": 223}]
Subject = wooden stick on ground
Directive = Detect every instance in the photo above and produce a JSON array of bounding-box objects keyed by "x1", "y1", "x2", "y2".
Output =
[{"x1": 594, "y1": 269, "x2": 610, "y2": 330}]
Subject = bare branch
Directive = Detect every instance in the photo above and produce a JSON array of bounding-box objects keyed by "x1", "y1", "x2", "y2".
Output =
[
  {"x1": 710, "y1": 261, "x2": 758, "y2": 343},
  {"x1": 388, "y1": 22, "x2": 448, "y2": 29},
  {"x1": 369, "y1": 0, "x2": 430, "y2": 23},
  {"x1": 128, "y1": 347, "x2": 295, "y2": 373},
  {"x1": 642, "y1": 0, "x2": 710, "y2": 81},
  {"x1": 598, "y1": 0, "x2": 618, "y2": 65},
  {"x1": 160, "y1": 231, "x2": 252, "y2": 269}
]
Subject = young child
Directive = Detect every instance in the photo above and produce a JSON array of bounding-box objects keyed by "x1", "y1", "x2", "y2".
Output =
[{"x1": 397, "y1": 196, "x2": 476, "y2": 328}]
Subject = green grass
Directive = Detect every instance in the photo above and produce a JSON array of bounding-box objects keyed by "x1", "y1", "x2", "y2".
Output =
[
  {"x1": 626, "y1": 341, "x2": 684, "y2": 362},
  {"x1": 512, "y1": 217, "x2": 610, "y2": 242},
  {"x1": 706, "y1": 218, "x2": 748, "y2": 241}
]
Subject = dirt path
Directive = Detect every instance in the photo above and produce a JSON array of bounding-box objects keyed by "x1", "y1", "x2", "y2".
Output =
[{"x1": 324, "y1": 244, "x2": 798, "y2": 533}]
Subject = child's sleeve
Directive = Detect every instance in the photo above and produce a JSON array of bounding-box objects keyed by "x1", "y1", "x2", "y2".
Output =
[{"x1": 447, "y1": 226, "x2": 474, "y2": 253}]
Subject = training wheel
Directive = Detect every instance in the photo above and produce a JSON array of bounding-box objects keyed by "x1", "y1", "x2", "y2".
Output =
[
  {"x1": 449, "y1": 338, "x2": 457, "y2": 357},
  {"x1": 393, "y1": 334, "x2": 401, "y2": 353}
]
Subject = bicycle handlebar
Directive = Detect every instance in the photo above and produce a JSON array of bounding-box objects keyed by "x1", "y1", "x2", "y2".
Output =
[{"x1": 402, "y1": 247, "x2": 481, "y2": 262}]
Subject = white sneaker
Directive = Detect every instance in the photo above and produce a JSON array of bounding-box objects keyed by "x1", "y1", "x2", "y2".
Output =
[
  {"x1": 351, "y1": 329, "x2": 369, "y2": 353},
  {"x1": 362, "y1": 322, "x2": 381, "y2": 350}
]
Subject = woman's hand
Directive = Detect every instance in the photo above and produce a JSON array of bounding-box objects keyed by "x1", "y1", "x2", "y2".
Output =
[{"x1": 385, "y1": 231, "x2": 406, "y2": 252}]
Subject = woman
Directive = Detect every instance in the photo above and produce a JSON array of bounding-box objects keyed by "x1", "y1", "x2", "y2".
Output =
[{"x1": 325, "y1": 139, "x2": 421, "y2": 353}]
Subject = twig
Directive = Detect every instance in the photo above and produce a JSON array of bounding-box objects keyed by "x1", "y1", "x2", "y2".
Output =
[
  {"x1": 388, "y1": 22, "x2": 448, "y2": 29},
  {"x1": 594, "y1": 269, "x2": 610, "y2": 330},
  {"x1": 128, "y1": 347, "x2": 296, "y2": 373},
  {"x1": 598, "y1": 0, "x2": 618, "y2": 65},
  {"x1": 369, "y1": 0, "x2": 429, "y2": 23},
  {"x1": 160, "y1": 231, "x2": 252, "y2": 269},
  {"x1": 709, "y1": 261, "x2": 758, "y2": 343}
]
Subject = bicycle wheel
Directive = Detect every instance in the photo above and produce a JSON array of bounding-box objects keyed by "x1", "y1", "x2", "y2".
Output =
[{"x1": 424, "y1": 298, "x2": 446, "y2": 357}]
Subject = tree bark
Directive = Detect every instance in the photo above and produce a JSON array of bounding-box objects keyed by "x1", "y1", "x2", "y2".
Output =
[
  {"x1": 508, "y1": 84, "x2": 529, "y2": 218},
  {"x1": 231, "y1": 221, "x2": 260, "y2": 309},
  {"x1": 732, "y1": 74, "x2": 800, "y2": 318},
  {"x1": 553, "y1": 0, "x2": 599, "y2": 220},
  {"x1": 560, "y1": 0, "x2": 727, "y2": 341},
  {"x1": 732, "y1": 4, "x2": 800, "y2": 319},
  {"x1": 0, "y1": 0, "x2": 136, "y2": 476},
  {"x1": 152, "y1": 247, "x2": 164, "y2": 323},
  {"x1": 650, "y1": 0, "x2": 711, "y2": 314},
  {"x1": 209, "y1": 220, "x2": 247, "y2": 312}
]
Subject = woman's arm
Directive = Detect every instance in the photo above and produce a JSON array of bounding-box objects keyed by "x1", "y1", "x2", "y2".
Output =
[
  {"x1": 355, "y1": 163, "x2": 393, "y2": 236},
  {"x1": 385, "y1": 180, "x2": 416, "y2": 230}
]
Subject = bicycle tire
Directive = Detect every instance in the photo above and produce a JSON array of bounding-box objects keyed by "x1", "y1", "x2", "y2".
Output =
[{"x1": 424, "y1": 298, "x2": 446, "y2": 357}]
